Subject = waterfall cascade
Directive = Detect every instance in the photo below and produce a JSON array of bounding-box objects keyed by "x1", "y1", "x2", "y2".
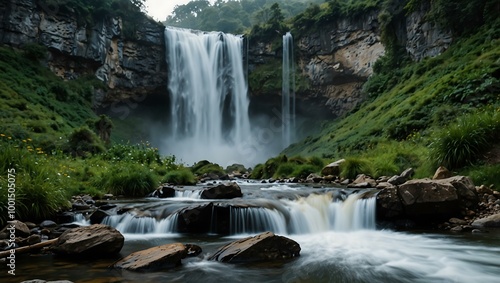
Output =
[
  {"x1": 163, "y1": 27, "x2": 252, "y2": 165},
  {"x1": 282, "y1": 32, "x2": 296, "y2": 148},
  {"x1": 102, "y1": 192, "x2": 376, "y2": 235}
]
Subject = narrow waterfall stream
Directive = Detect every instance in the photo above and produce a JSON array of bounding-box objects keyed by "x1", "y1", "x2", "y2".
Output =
[{"x1": 282, "y1": 32, "x2": 296, "y2": 148}]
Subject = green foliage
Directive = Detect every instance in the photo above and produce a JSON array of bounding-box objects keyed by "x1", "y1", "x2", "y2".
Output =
[
  {"x1": 162, "y1": 168, "x2": 196, "y2": 185},
  {"x1": 165, "y1": 0, "x2": 325, "y2": 33},
  {"x1": 65, "y1": 126, "x2": 105, "y2": 157},
  {"x1": 191, "y1": 160, "x2": 225, "y2": 176},
  {"x1": 102, "y1": 142, "x2": 162, "y2": 165},
  {"x1": 461, "y1": 164, "x2": 500, "y2": 190},
  {"x1": 340, "y1": 158, "x2": 373, "y2": 179},
  {"x1": 23, "y1": 43, "x2": 47, "y2": 61},
  {"x1": 422, "y1": 0, "x2": 497, "y2": 36},
  {"x1": 97, "y1": 164, "x2": 158, "y2": 197},
  {"x1": 250, "y1": 163, "x2": 265, "y2": 179},
  {"x1": 429, "y1": 108, "x2": 500, "y2": 169},
  {"x1": 250, "y1": 155, "x2": 325, "y2": 179}
]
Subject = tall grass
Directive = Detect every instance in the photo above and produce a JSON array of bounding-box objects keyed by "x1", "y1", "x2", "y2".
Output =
[
  {"x1": 340, "y1": 158, "x2": 373, "y2": 179},
  {"x1": 430, "y1": 108, "x2": 500, "y2": 169}
]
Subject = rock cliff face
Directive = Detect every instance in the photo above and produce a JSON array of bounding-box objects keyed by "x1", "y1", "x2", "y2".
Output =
[
  {"x1": 0, "y1": 0, "x2": 167, "y2": 103},
  {"x1": 248, "y1": 4, "x2": 452, "y2": 118},
  {"x1": 1, "y1": 1, "x2": 452, "y2": 117}
]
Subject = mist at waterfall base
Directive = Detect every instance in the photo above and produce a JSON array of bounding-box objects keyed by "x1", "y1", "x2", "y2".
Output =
[{"x1": 153, "y1": 27, "x2": 292, "y2": 167}]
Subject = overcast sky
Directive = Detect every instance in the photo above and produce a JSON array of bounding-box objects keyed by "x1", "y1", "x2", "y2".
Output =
[{"x1": 145, "y1": 0, "x2": 213, "y2": 21}]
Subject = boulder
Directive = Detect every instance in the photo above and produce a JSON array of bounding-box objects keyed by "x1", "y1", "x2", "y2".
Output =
[
  {"x1": 321, "y1": 159, "x2": 345, "y2": 176},
  {"x1": 148, "y1": 185, "x2": 176, "y2": 198},
  {"x1": 51, "y1": 224, "x2": 124, "y2": 257},
  {"x1": 432, "y1": 166, "x2": 452, "y2": 180},
  {"x1": 435, "y1": 176, "x2": 478, "y2": 209},
  {"x1": 306, "y1": 173, "x2": 323, "y2": 183},
  {"x1": 471, "y1": 213, "x2": 500, "y2": 228},
  {"x1": 348, "y1": 174, "x2": 376, "y2": 188},
  {"x1": 201, "y1": 182, "x2": 242, "y2": 199},
  {"x1": 397, "y1": 179, "x2": 460, "y2": 220},
  {"x1": 1, "y1": 220, "x2": 31, "y2": 238},
  {"x1": 209, "y1": 231, "x2": 300, "y2": 263},
  {"x1": 387, "y1": 175, "x2": 407, "y2": 186},
  {"x1": 185, "y1": 243, "x2": 202, "y2": 257},
  {"x1": 89, "y1": 209, "x2": 112, "y2": 224},
  {"x1": 376, "y1": 187, "x2": 404, "y2": 219},
  {"x1": 114, "y1": 243, "x2": 187, "y2": 271},
  {"x1": 400, "y1": 168, "x2": 414, "y2": 179},
  {"x1": 39, "y1": 220, "x2": 57, "y2": 229}
]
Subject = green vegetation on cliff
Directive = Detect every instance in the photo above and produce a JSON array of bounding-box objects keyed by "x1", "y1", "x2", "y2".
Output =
[{"x1": 280, "y1": 0, "x2": 500, "y2": 187}]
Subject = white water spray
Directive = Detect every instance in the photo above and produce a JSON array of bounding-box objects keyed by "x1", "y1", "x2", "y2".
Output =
[{"x1": 163, "y1": 27, "x2": 252, "y2": 165}]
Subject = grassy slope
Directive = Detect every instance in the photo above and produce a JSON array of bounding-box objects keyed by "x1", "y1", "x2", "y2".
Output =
[
  {"x1": 0, "y1": 46, "x2": 99, "y2": 149},
  {"x1": 283, "y1": 21, "x2": 500, "y2": 183}
]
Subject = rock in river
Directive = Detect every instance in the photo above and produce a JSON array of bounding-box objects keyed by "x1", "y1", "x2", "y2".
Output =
[
  {"x1": 209, "y1": 231, "x2": 300, "y2": 263},
  {"x1": 114, "y1": 243, "x2": 187, "y2": 271},
  {"x1": 51, "y1": 224, "x2": 124, "y2": 257}
]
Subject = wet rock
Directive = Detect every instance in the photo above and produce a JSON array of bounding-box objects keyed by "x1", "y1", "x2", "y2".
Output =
[
  {"x1": 349, "y1": 174, "x2": 376, "y2": 188},
  {"x1": 432, "y1": 166, "x2": 452, "y2": 180},
  {"x1": 321, "y1": 159, "x2": 345, "y2": 176},
  {"x1": 1, "y1": 220, "x2": 30, "y2": 238},
  {"x1": 306, "y1": 173, "x2": 323, "y2": 183},
  {"x1": 376, "y1": 187, "x2": 404, "y2": 218},
  {"x1": 50, "y1": 224, "x2": 124, "y2": 257},
  {"x1": 114, "y1": 243, "x2": 187, "y2": 272},
  {"x1": 398, "y1": 179, "x2": 460, "y2": 220},
  {"x1": 185, "y1": 244, "x2": 202, "y2": 257},
  {"x1": 449, "y1": 218, "x2": 468, "y2": 225},
  {"x1": 148, "y1": 185, "x2": 176, "y2": 198},
  {"x1": 201, "y1": 182, "x2": 242, "y2": 199},
  {"x1": 471, "y1": 213, "x2": 500, "y2": 228},
  {"x1": 39, "y1": 220, "x2": 57, "y2": 229},
  {"x1": 450, "y1": 226, "x2": 463, "y2": 232},
  {"x1": 89, "y1": 209, "x2": 112, "y2": 224},
  {"x1": 209, "y1": 231, "x2": 300, "y2": 263}
]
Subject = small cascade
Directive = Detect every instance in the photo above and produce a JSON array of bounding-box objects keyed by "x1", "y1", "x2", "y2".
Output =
[
  {"x1": 163, "y1": 27, "x2": 252, "y2": 165},
  {"x1": 102, "y1": 213, "x2": 178, "y2": 234},
  {"x1": 174, "y1": 189, "x2": 202, "y2": 199},
  {"x1": 230, "y1": 207, "x2": 288, "y2": 235},
  {"x1": 100, "y1": 192, "x2": 376, "y2": 235},
  {"x1": 72, "y1": 213, "x2": 90, "y2": 226},
  {"x1": 282, "y1": 32, "x2": 296, "y2": 148}
]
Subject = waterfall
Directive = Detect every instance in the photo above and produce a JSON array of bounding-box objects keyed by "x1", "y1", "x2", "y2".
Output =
[
  {"x1": 282, "y1": 32, "x2": 296, "y2": 148},
  {"x1": 101, "y1": 193, "x2": 376, "y2": 235},
  {"x1": 163, "y1": 27, "x2": 252, "y2": 165}
]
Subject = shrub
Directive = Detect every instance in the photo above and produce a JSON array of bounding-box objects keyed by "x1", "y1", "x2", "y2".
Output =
[
  {"x1": 340, "y1": 158, "x2": 373, "y2": 179},
  {"x1": 462, "y1": 164, "x2": 500, "y2": 190},
  {"x1": 65, "y1": 126, "x2": 105, "y2": 157},
  {"x1": 274, "y1": 163, "x2": 296, "y2": 178},
  {"x1": 430, "y1": 109, "x2": 500, "y2": 169},
  {"x1": 23, "y1": 43, "x2": 47, "y2": 61},
  {"x1": 292, "y1": 164, "x2": 318, "y2": 179},
  {"x1": 15, "y1": 169, "x2": 70, "y2": 222},
  {"x1": 163, "y1": 168, "x2": 196, "y2": 185},
  {"x1": 98, "y1": 164, "x2": 158, "y2": 197},
  {"x1": 250, "y1": 163, "x2": 264, "y2": 179},
  {"x1": 191, "y1": 161, "x2": 225, "y2": 176}
]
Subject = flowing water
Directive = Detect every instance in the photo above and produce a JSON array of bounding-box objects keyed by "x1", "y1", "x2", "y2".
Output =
[
  {"x1": 163, "y1": 27, "x2": 252, "y2": 166},
  {"x1": 3, "y1": 182, "x2": 500, "y2": 283},
  {"x1": 282, "y1": 32, "x2": 296, "y2": 148}
]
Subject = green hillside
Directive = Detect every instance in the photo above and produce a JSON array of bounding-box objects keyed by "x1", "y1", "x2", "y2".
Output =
[{"x1": 280, "y1": 1, "x2": 500, "y2": 187}]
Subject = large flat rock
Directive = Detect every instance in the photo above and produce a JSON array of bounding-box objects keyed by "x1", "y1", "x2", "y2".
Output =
[{"x1": 114, "y1": 243, "x2": 187, "y2": 271}]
